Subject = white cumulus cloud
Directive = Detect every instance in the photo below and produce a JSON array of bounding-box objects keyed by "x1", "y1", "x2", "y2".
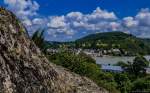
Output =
[{"x1": 2, "y1": 0, "x2": 150, "y2": 41}]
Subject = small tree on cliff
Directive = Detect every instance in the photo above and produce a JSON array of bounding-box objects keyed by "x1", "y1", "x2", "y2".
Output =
[{"x1": 32, "y1": 29, "x2": 50, "y2": 53}]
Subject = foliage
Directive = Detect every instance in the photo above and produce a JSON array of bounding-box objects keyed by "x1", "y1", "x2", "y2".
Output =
[
  {"x1": 131, "y1": 76, "x2": 150, "y2": 92},
  {"x1": 132, "y1": 56, "x2": 149, "y2": 76},
  {"x1": 32, "y1": 29, "x2": 51, "y2": 53},
  {"x1": 114, "y1": 73, "x2": 132, "y2": 93},
  {"x1": 111, "y1": 56, "x2": 150, "y2": 92},
  {"x1": 78, "y1": 52, "x2": 96, "y2": 64},
  {"x1": 46, "y1": 49, "x2": 150, "y2": 93},
  {"x1": 125, "y1": 55, "x2": 149, "y2": 77},
  {"x1": 47, "y1": 50, "x2": 119, "y2": 93}
]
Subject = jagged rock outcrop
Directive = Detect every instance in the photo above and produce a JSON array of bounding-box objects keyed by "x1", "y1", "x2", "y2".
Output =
[{"x1": 0, "y1": 8, "x2": 108, "y2": 93}]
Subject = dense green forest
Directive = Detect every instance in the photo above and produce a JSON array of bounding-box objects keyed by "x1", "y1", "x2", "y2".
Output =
[
  {"x1": 46, "y1": 31, "x2": 150, "y2": 56},
  {"x1": 32, "y1": 30, "x2": 150, "y2": 93},
  {"x1": 75, "y1": 32, "x2": 150, "y2": 55}
]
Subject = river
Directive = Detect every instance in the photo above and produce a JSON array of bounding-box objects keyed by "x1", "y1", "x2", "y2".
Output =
[{"x1": 95, "y1": 55, "x2": 150, "y2": 65}]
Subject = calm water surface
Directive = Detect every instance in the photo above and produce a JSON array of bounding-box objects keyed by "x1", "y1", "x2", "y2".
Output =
[{"x1": 95, "y1": 55, "x2": 150, "y2": 65}]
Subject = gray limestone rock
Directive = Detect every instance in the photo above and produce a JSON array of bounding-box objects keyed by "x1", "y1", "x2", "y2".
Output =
[{"x1": 0, "y1": 7, "x2": 108, "y2": 93}]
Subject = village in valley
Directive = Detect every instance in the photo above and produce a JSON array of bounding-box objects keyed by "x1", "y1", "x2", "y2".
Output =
[
  {"x1": 47, "y1": 48, "x2": 150, "y2": 74},
  {"x1": 47, "y1": 48, "x2": 127, "y2": 57}
]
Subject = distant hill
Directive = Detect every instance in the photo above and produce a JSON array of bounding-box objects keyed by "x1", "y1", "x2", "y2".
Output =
[
  {"x1": 45, "y1": 32, "x2": 150, "y2": 56},
  {"x1": 75, "y1": 31, "x2": 150, "y2": 55}
]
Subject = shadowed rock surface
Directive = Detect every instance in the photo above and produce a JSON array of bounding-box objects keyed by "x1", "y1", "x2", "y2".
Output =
[{"x1": 0, "y1": 8, "x2": 108, "y2": 93}]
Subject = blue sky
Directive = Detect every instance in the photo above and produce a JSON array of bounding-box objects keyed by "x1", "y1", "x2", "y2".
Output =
[
  {"x1": 35, "y1": 0, "x2": 150, "y2": 18},
  {"x1": 1, "y1": 0, "x2": 150, "y2": 18},
  {"x1": 0, "y1": 0, "x2": 150, "y2": 41}
]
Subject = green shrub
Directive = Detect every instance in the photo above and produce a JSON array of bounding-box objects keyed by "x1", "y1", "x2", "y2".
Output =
[
  {"x1": 131, "y1": 76, "x2": 150, "y2": 92},
  {"x1": 47, "y1": 50, "x2": 118, "y2": 93}
]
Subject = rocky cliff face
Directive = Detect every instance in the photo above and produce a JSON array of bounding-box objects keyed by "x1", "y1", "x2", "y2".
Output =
[{"x1": 0, "y1": 8, "x2": 108, "y2": 93}]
